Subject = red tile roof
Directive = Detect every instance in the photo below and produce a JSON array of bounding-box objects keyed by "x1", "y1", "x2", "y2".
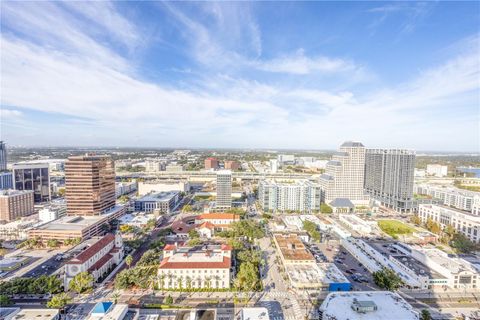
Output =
[
  {"x1": 220, "y1": 244, "x2": 232, "y2": 251},
  {"x1": 164, "y1": 244, "x2": 177, "y2": 251},
  {"x1": 68, "y1": 234, "x2": 115, "y2": 264},
  {"x1": 199, "y1": 222, "x2": 215, "y2": 230},
  {"x1": 159, "y1": 256, "x2": 231, "y2": 269},
  {"x1": 87, "y1": 253, "x2": 113, "y2": 272},
  {"x1": 199, "y1": 213, "x2": 240, "y2": 220}
]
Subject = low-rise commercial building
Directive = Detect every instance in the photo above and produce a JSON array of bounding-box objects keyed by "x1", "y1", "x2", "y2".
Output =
[
  {"x1": 158, "y1": 244, "x2": 233, "y2": 289},
  {"x1": 0, "y1": 308, "x2": 59, "y2": 320},
  {"x1": 418, "y1": 204, "x2": 480, "y2": 243},
  {"x1": 0, "y1": 218, "x2": 38, "y2": 240},
  {"x1": 134, "y1": 191, "x2": 180, "y2": 213},
  {"x1": 28, "y1": 205, "x2": 126, "y2": 241},
  {"x1": 338, "y1": 214, "x2": 373, "y2": 235},
  {"x1": 195, "y1": 213, "x2": 240, "y2": 231},
  {"x1": 319, "y1": 291, "x2": 419, "y2": 320},
  {"x1": 115, "y1": 181, "x2": 137, "y2": 198},
  {"x1": 145, "y1": 160, "x2": 165, "y2": 172},
  {"x1": 426, "y1": 164, "x2": 448, "y2": 177},
  {"x1": 258, "y1": 179, "x2": 321, "y2": 213},
  {"x1": 64, "y1": 233, "x2": 124, "y2": 288},
  {"x1": 0, "y1": 190, "x2": 34, "y2": 223},
  {"x1": 138, "y1": 180, "x2": 190, "y2": 195},
  {"x1": 273, "y1": 233, "x2": 315, "y2": 265},
  {"x1": 285, "y1": 262, "x2": 351, "y2": 291}
]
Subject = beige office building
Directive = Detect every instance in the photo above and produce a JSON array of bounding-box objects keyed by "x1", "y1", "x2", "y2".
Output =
[
  {"x1": 0, "y1": 190, "x2": 34, "y2": 224},
  {"x1": 65, "y1": 154, "x2": 116, "y2": 216}
]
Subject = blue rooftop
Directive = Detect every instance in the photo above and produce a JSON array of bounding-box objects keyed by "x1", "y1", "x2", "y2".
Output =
[{"x1": 92, "y1": 302, "x2": 113, "y2": 314}]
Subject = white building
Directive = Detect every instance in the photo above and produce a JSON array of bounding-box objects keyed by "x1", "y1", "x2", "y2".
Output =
[
  {"x1": 165, "y1": 164, "x2": 185, "y2": 172},
  {"x1": 414, "y1": 184, "x2": 480, "y2": 213},
  {"x1": 145, "y1": 160, "x2": 164, "y2": 172},
  {"x1": 115, "y1": 181, "x2": 137, "y2": 198},
  {"x1": 277, "y1": 154, "x2": 295, "y2": 165},
  {"x1": 426, "y1": 164, "x2": 448, "y2": 177},
  {"x1": 64, "y1": 233, "x2": 124, "y2": 288},
  {"x1": 134, "y1": 191, "x2": 180, "y2": 213},
  {"x1": 398, "y1": 245, "x2": 479, "y2": 290},
  {"x1": 258, "y1": 179, "x2": 322, "y2": 213},
  {"x1": 0, "y1": 219, "x2": 38, "y2": 240},
  {"x1": 414, "y1": 168, "x2": 426, "y2": 178},
  {"x1": 338, "y1": 214, "x2": 373, "y2": 235},
  {"x1": 138, "y1": 180, "x2": 190, "y2": 195},
  {"x1": 158, "y1": 244, "x2": 232, "y2": 289},
  {"x1": 269, "y1": 159, "x2": 278, "y2": 173},
  {"x1": 240, "y1": 308, "x2": 270, "y2": 320},
  {"x1": 319, "y1": 291, "x2": 419, "y2": 320},
  {"x1": 216, "y1": 170, "x2": 232, "y2": 209},
  {"x1": 319, "y1": 141, "x2": 369, "y2": 205},
  {"x1": 418, "y1": 204, "x2": 480, "y2": 243},
  {"x1": 195, "y1": 213, "x2": 240, "y2": 231},
  {"x1": 38, "y1": 204, "x2": 67, "y2": 223}
]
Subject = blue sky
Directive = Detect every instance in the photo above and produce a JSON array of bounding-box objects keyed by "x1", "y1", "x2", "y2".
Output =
[{"x1": 1, "y1": 1, "x2": 479, "y2": 151}]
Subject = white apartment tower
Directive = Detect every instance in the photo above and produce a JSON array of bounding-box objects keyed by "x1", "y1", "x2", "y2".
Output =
[
  {"x1": 319, "y1": 141, "x2": 369, "y2": 205},
  {"x1": 364, "y1": 149, "x2": 415, "y2": 213},
  {"x1": 216, "y1": 170, "x2": 232, "y2": 209},
  {"x1": 258, "y1": 179, "x2": 321, "y2": 213}
]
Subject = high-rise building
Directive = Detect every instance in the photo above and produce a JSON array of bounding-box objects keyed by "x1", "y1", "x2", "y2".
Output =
[
  {"x1": 319, "y1": 141, "x2": 369, "y2": 205},
  {"x1": 0, "y1": 190, "x2": 34, "y2": 224},
  {"x1": 216, "y1": 170, "x2": 232, "y2": 209},
  {"x1": 0, "y1": 172, "x2": 13, "y2": 190},
  {"x1": 364, "y1": 149, "x2": 415, "y2": 213},
  {"x1": 65, "y1": 154, "x2": 116, "y2": 216},
  {"x1": 205, "y1": 157, "x2": 219, "y2": 170},
  {"x1": 12, "y1": 162, "x2": 50, "y2": 203},
  {"x1": 0, "y1": 141, "x2": 7, "y2": 171},
  {"x1": 258, "y1": 179, "x2": 321, "y2": 213},
  {"x1": 269, "y1": 159, "x2": 278, "y2": 173}
]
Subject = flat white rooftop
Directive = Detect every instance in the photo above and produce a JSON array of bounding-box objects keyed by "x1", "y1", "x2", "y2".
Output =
[
  {"x1": 286, "y1": 262, "x2": 349, "y2": 287},
  {"x1": 241, "y1": 307, "x2": 270, "y2": 320},
  {"x1": 319, "y1": 291, "x2": 418, "y2": 320}
]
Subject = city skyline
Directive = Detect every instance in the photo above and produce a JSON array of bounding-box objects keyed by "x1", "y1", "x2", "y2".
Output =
[{"x1": 1, "y1": 2, "x2": 479, "y2": 151}]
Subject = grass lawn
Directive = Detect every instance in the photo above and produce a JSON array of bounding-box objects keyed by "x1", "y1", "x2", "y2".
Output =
[{"x1": 377, "y1": 219, "x2": 415, "y2": 238}]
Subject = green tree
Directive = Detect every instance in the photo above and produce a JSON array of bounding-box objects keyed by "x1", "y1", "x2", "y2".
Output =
[
  {"x1": 187, "y1": 238, "x2": 203, "y2": 246},
  {"x1": 118, "y1": 195, "x2": 130, "y2": 203},
  {"x1": 165, "y1": 295, "x2": 174, "y2": 305},
  {"x1": 302, "y1": 220, "x2": 321, "y2": 242},
  {"x1": 114, "y1": 269, "x2": 133, "y2": 289},
  {"x1": 47, "y1": 239, "x2": 59, "y2": 248},
  {"x1": 320, "y1": 203, "x2": 333, "y2": 214},
  {"x1": 182, "y1": 204, "x2": 193, "y2": 212},
  {"x1": 188, "y1": 229, "x2": 200, "y2": 239},
  {"x1": 47, "y1": 293, "x2": 71, "y2": 309},
  {"x1": 420, "y1": 309, "x2": 432, "y2": 320},
  {"x1": 125, "y1": 255, "x2": 133, "y2": 269},
  {"x1": 372, "y1": 268, "x2": 404, "y2": 291},
  {"x1": 450, "y1": 233, "x2": 478, "y2": 253},
  {"x1": 0, "y1": 295, "x2": 12, "y2": 307},
  {"x1": 69, "y1": 271, "x2": 94, "y2": 294},
  {"x1": 410, "y1": 215, "x2": 422, "y2": 226},
  {"x1": 235, "y1": 261, "x2": 260, "y2": 291}
]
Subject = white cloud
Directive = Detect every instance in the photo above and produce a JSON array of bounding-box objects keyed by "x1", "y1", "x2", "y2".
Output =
[
  {"x1": 1, "y1": 109, "x2": 23, "y2": 119},
  {"x1": 254, "y1": 49, "x2": 358, "y2": 75}
]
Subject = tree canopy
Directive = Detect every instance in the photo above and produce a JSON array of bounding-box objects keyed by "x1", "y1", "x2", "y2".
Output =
[
  {"x1": 47, "y1": 293, "x2": 72, "y2": 309},
  {"x1": 372, "y1": 268, "x2": 404, "y2": 291},
  {"x1": 69, "y1": 272, "x2": 94, "y2": 294}
]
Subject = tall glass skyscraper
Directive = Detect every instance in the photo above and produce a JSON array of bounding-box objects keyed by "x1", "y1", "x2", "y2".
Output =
[
  {"x1": 13, "y1": 162, "x2": 51, "y2": 203},
  {"x1": 0, "y1": 141, "x2": 6, "y2": 171}
]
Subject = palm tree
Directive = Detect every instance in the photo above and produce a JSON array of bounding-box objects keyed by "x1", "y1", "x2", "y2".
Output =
[
  {"x1": 167, "y1": 273, "x2": 175, "y2": 290},
  {"x1": 177, "y1": 275, "x2": 184, "y2": 291},
  {"x1": 159, "y1": 274, "x2": 166, "y2": 291},
  {"x1": 196, "y1": 276, "x2": 202, "y2": 289},
  {"x1": 125, "y1": 255, "x2": 133, "y2": 269},
  {"x1": 214, "y1": 275, "x2": 221, "y2": 289},
  {"x1": 111, "y1": 291, "x2": 120, "y2": 304},
  {"x1": 205, "y1": 276, "x2": 212, "y2": 290},
  {"x1": 186, "y1": 276, "x2": 192, "y2": 290}
]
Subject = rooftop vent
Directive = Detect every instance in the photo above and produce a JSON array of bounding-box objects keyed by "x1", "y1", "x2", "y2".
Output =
[{"x1": 351, "y1": 299, "x2": 377, "y2": 313}]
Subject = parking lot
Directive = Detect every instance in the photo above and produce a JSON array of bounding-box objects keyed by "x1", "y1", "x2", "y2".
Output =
[{"x1": 312, "y1": 237, "x2": 380, "y2": 291}]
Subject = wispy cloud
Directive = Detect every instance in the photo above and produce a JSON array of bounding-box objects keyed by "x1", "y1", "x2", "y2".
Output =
[{"x1": 368, "y1": 2, "x2": 435, "y2": 35}]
